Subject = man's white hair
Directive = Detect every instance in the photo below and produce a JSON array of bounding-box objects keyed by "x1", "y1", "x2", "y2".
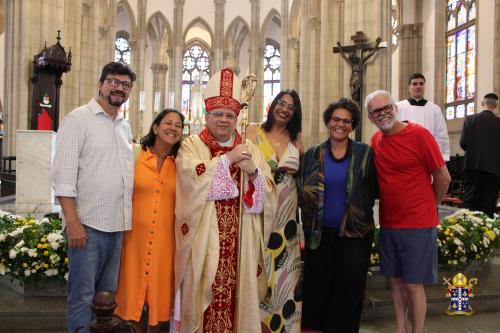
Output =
[{"x1": 364, "y1": 90, "x2": 396, "y2": 112}]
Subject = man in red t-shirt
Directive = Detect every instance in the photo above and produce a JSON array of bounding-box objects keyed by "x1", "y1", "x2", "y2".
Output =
[{"x1": 365, "y1": 90, "x2": 450, "y2": 333}]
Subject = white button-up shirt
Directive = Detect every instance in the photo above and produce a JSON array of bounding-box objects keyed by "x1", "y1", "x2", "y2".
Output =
[{"x1": 51, "y1": 98, "x2": 134, "y2": 232}]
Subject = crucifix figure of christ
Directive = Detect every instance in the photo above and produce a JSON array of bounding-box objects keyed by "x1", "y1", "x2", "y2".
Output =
[{"x1": 333, "y1": 31, "x2": 383, "y2": 141}]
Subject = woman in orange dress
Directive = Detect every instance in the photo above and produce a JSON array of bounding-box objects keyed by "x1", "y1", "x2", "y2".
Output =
[{"x1": 115, "y1": 109, "x2": 184, "y2": 333}]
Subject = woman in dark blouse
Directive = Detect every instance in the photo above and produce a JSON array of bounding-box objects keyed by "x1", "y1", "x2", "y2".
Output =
[{"x1": 299, "y1": 98, "x2": 377, "y2": 333}]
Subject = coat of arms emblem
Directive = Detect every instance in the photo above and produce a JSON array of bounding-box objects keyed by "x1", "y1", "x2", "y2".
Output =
[{"x1": 443, "y1": 273, "x2": 478, "y2": 315}]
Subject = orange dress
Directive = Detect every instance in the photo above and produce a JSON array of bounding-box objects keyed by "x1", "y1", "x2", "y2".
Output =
[{"x1": 115, "y1": 149, "x2": 176, "y2": 325}]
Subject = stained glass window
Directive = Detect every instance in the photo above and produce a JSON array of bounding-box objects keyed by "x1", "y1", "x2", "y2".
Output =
[
  {"x1": 115, "y1": 33, "x2": 131, "y2": 64},
  {"x1": 263, "y1": 40, "x2": 281, "y2": 121},
  {"x1": 181, "y1": 44, "x2": 210, "y2": 120},
  {"x1": 445, "y1": 0, "x2": 476, "y2": 120}
]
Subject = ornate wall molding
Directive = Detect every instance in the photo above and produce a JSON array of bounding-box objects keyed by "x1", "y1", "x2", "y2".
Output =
[
  {"x1": 308, "y1": 16, "x2": 321, "y2": 31},
  {"x1": 82, "y1": 0, "x2": 93, "y2": 16},
  {"x1": 151, "y1": 63, "x2": 169, "y2": 73}
]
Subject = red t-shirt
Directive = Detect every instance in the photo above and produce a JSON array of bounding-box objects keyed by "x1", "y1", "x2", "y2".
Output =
[{"x1": 371, "y1": 123, "x2": 445, "y2": 228}]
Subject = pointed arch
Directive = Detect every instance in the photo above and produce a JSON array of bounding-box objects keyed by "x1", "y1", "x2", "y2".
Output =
[
  {"x1": 261, "y1": 8, "x2": 281, "y2": 46},
  {"x1": 147, "y1": 11, "x2": 173, "y2": 63},
  {"x1": 183, "y1": 17, "x2": 214, "y2": 49},
  {"x1": 116, "y1": 0, "x2": 137, "y2": 39},
  {"x1": 225, "y1": 16, "x2": 250, "y2": 70}
]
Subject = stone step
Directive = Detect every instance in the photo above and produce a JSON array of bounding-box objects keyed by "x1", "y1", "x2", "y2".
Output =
[
  {"x1": 361, "y1": 255, "x2": 500, "y2": 320},
  {"x1": 2, "y1": 255, "x2": 500, "y2": 331}
]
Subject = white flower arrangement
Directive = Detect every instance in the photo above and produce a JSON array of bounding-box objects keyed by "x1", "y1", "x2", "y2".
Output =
[
  {"x1": 438, "y1": 209, "x2": 500, "y2": 267},
  {"x1": 0, "y1": 211, "x2": 68, "y2": 284}
]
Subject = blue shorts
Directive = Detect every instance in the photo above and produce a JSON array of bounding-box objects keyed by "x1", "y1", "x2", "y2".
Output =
[{"x1": 379, "y1": 227, "x2": 437, "y2": 284}]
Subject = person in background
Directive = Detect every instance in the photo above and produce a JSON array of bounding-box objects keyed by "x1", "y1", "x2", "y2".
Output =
[
  {"x1": 115, "y1": 109, "x2": 184, "y2": 333},
  {"x1": 460, "y1": 93, "x2": 500, "y2": 217},
  {"x1": 247, "y1": 89, "x2": 303, "y2": 332},
  {"x1": 366, "y1": 90, "x2": 450, "y2": 333},
  {"x1": 51, "y1": 62, "x2": 136, "y2": 333},
  {"x1": 396, "y1": 73, "x2": 450, "y2": 161},
  {"x1": 299, "y1": 98, "x2": 377, "y2": 333}
]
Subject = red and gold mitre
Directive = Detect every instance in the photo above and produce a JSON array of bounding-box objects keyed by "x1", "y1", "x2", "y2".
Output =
[{"x1": 204, "y1": 68, "x2": 241, "y2": 115}]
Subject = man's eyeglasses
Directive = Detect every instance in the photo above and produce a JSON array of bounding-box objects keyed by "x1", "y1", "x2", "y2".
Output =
[
  {"x1": 105, "y1": 78, "x2": 133, "y2": 90},
  {"x1": 208, "y1": 111, "x2": 237, "y2": 120},
  {"x1": 331, "y1": 116, "x2": 353, "y2": 125},
  {"x1": 276, "y1": 100, "x2": 296, "y2": 112},
  {"x1": 368, "y1": 104, "x2": 394, "y2": 118}
]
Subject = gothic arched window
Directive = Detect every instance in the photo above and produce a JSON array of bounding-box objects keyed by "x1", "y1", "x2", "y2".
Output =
[
  {"x1": 115, "y1": 31, "x2": 131, "y2": 64},
  {"x1": 263, "y1": 40, "x2": 280, "y2": 119},
  {"x1": 181, "y1": 44, "x2": 210, "y2": 115},
  {"x1": 445, "y1": 0, "x2": 476, "y2": 120}
]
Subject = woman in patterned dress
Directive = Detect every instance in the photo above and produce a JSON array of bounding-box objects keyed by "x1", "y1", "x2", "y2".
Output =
[{"x1": 247, "y1": 90, "x2": 303, "y2": 333}]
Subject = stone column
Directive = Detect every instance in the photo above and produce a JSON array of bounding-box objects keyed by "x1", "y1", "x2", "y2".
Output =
[
  {"x1": 318, "y1": 0, "x2": 343, "y2": 140},
  {"x1": 166, "y1": 46, "x2": 174, "y2": 108},
  {"x1": 248, "y1": 0, "x2": 261, "y2": 122},
  {"x1": 398, "y1": 23, "x2": 423, "y2": 99},
  {"x1": 298, "y1": 0, "x2": 322, "y2": 148},
  {"x1": 434, "y1": 0, "x2": 447, "y2": 108},
  {"x1": 494, "y1": 0, "x2": 500, "y2": 95},
  {"x1": 0, "y1": 0, "x2": 4, "y2": 36},
  {"x1": 213, "y1": 0, "x2": 225, "y2": 72},
  {"x1": 98, "y1": 1, "x2": 117, "y2": 75},
  {"x1": 57, "y1": 1, "x2": 83, "y2": 118},
  {"x1": 151, "y1": 63, "x2": 169, "y2": 110},
  {"x1": 79, "y1": 1, "x2": 103, "y2": 107},
  {"x1": 287, "y1": 36, "x2": 299, "y2": 90},
  {"x1": 171, "y1": 0, "x2": 185, "y2": 112},
  {"x1": 129, "y1": 0, "x2": 147, "y2": 139},
  {"x1": 280, "y1": 0, "x2": 289, "y2": 88}
]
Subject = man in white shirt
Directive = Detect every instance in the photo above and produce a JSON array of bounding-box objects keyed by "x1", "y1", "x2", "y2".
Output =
[
  {"x1": 396, "y1": 73, "x2": 450, "y2": 161},
  {"x1": 51, "y1": 62, "x2": 135, "y2": 333}
]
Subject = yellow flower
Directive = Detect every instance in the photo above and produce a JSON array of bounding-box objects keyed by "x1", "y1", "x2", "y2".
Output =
[
  {"x1": 446, "y1": 237, "x2": 451, "y2": 241},
  {"x1": 43, "y1": 251, "x2": 49, "y2": 256},
  {"x1": 40, "y1": 237, "x2": 47, "y2": 243},
  {"x1": 486, "y1": 230, "x2": 496, "y2": 241},
  {"x1": 448, "y1": 217, "x2": 457, "y2": 224},
  {"x1": 64, "y1": 257, "x2": 69, "y2": 264},
  {"x1": 22, "y1": 263, "x2": 28, "y2": 268},
  {"x1": 444, "y1": 230, "x2": 450, "y2": 236},
  {"x1": 35, "y1": 265, "x2": 40, "y2": 270},
  {"x1": 36, "y1": 244, "x2": 43, "y2": 249},
  {"x1": 449, "y1": 232, "x2": 455, "y2": 237},
  {"x1": 43, "y1": 264, "x2": 49, "y2": 268}
]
